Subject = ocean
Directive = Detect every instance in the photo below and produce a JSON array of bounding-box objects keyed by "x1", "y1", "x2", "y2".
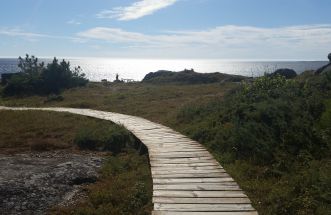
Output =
[{"x1": 0, "y1": 58, "x2": 327, "y2": 82}]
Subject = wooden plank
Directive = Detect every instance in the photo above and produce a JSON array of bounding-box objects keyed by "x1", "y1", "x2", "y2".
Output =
[
  {"x1": 152, "y1": 172, "x2": 230, "y2": 178},
  {"x1": 149, "y1": 148, "x2": 207, "y2": 153},
  {"x1": 149, "y1": 146, "x2": 204, "y2": 150},
  {"x1": 153, "y1": 178, "x2": 235, "y2": 184},
  {"x1": 151, "y1": 163, "x2": 220, "y2": 167},
  {"x1": 152, "y1": 211, "x2": 258, "y2": 215},
  {"x1": 151, "y1": 166, "x2": 223, "y2": 171},
  {"x1": 150, "y1": 153, "x2": 213, "y2": 159},
  {"x1": 150, "y1": 157, "x2": 215, "y2": 162},
  {"x1": 152, "y1": 169, "x2": 226, "y2": 175},
  {"x1": 150, "y1": 162, "x2": 218, "y2": 166},
  {"x1": 154, "y1": 203, "x2": 255, "y2": 211},
  {"x1": 150, "y1": 152, "x2": 211, "y2": 157},
  {"x1": 154, "y1": 183, "x2": 240, "y2": 191},
  {"x1": 153, "y1": 190, "x2": 248, "y2": 198},
  {"x1": 153, "y1": 197, "x2": 251, "y2": 204},
  {"x1": 150, "y1": 160, "x2": 217, "y2": 165}
]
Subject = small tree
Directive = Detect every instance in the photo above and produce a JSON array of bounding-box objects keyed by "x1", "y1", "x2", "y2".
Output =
[
  {"x1": 2, "y1": 54, "x2": 88, "y2": 96},
  {"x1": 41, "y1": 57, "x2": 88, "y2": 94},
  {"x1": 18, "y1": 54, "x2": 44, "y2": 75}
]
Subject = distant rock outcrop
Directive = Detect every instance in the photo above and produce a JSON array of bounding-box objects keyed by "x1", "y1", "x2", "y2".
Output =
[
  {"x1": 271, "y1": 68, "x2": 297, "y2": 79},
  {"x1": 315, "y1": 53, "x2": 331, "y2": 75},
  {"x1": 142, "y1": 69, "x2": 247, "y2": 84}
]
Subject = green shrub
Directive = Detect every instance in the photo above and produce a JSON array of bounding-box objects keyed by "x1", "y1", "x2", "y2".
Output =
[
  {"x1": 74, "y1": 124, "x2": 136, "y2": 154},
  {"x1": 175, "y1": 73, "x2": 331, "y2": 214},
  {"x1": 2, "y1": 54, "x2": 88, "y2": 96},
  {"x1": 44, "y1": 94, "x2": 64, "y2": 103}
]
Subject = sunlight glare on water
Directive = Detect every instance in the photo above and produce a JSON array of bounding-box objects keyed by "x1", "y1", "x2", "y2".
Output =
[
  {"x1": 0, "y1": 58, "x2": 327, "y2": 82},
  {"x1": 70, "y1": 58, "x2": 327, "y2": 81}
]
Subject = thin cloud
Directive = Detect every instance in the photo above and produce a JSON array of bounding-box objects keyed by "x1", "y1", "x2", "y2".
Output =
[
  {"x1": 78, "y1": 25, "x2": 331, "y2": 46},
  {"x1": 0, "y1": 28, "x2": 47, "y2": 38},
  {"x1": 67, "y1": 20, "x2": 82, "y2": 25},
  {"x1": 0, "y1": 27, "x2": 82, "y2": 42},
  {"x1": 97, "y1": 0, "x2": 178, "y2": 21},
  {"x1": 77, "y1": 25, "x2": 331, "y2": 58}
]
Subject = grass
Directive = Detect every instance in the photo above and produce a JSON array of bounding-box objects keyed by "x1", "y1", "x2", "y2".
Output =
[
  {"x1": 0, "y1": 110, "x2": 90, "y2": 153},
  {"x1": 0, "y1": 110, "x2": 152, "y2": 214},
  {"x1": 0, "y1": 82, "x2": 235, "y2": 124}
]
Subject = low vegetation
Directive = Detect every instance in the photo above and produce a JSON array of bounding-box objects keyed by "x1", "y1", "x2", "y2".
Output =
[
  {"x1": 0, "y1": 111, "x2": 152, "y2": 214},
  {"x1": 0, "y1": 82, "x2": 235, "y2": 123},
  {"x1": 0, "y1": 111, "x2": 135, "y2": 154},
  {"x1": 174, "y1": 71, "x2": 331, "y2": 214},
  {"x1": 74, "y1": 124, "x2": 142, "y2": 154},
  {"x1": 0, "y1": 110, "x2": 87, "y2": 153}
]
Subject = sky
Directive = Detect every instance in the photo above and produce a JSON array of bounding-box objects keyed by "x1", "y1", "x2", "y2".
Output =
[{"x1": 0, "y1": 0, "x2": 330, "y2": 60}]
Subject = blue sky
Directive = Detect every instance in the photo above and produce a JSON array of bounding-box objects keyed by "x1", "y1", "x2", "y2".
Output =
[{"x1": 0, "y1": 0, "x2": 330, "y2": 59}]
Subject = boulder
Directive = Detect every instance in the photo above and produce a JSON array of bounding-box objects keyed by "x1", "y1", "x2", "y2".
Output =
[
  {"x1": 315, "y1": 53, "x2": 331, "y2": 75},
  {"x1": 271, "y1": 68, "x2": 297, "y2": 79}
]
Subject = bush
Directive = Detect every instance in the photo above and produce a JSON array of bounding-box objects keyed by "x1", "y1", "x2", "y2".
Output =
[
  {"x1": 175, "y1": 73, "x2": 331, "y2": 214},
  {"x1": 44, "y1": 94, "x2": 64, "y2": 103},
  {"x1": 2, "y1": 54, "x2": 88, "y2": 96},
  {"x1": 74, "y1": 124, "x2": 136, "y2": 154}
]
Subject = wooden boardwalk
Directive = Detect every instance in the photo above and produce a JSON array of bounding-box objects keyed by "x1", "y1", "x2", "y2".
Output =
[{"x1": 0, "y1": 107, "x2": 257, "y2": 215}]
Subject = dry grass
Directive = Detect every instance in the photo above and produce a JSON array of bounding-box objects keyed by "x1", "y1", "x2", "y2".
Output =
[
  {"x1": 0, "y1": 110, "x2": 92, "y2": 153},
  {"x1": 0, "y1": 82, "x2": 235, "y2": 124}
]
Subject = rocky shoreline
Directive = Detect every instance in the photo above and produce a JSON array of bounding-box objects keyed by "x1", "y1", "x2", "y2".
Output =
[{"x1": 0, "y1": 151, "x2": 104, "y2": 215}]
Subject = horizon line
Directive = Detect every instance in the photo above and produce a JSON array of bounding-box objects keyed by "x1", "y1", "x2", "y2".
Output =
[{"x1": 0, "y1": 56, "x2": 327, "y2": 62}]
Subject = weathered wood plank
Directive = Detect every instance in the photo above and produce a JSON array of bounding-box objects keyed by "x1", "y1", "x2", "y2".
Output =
[
  {"x1": 152, "y1": 169, "x2": 226, "y2": 175},
  {"x1": 153, "y1": 197, "x2": 251, "y2": 204},
  {"x1": 153, "y1": 190, "x2": 248, "y2": 198},
  {"x1": 151, "y1": 163, "x2": 220, "y2": 167},
  {"x1": 150, "y1": 156, "x2": 217, "y2": 163},
  {"x1": 150, "y1": 152, "x2": 211, "y2": 157},
  {"x1": 151, "y1": 166, "x2": 223, "y2": 170},
  {"x1": 153, "y1": 178, "x2": 235, "y2": 184},
  {"x1": 152, "y1": 172, "x2": 230, "y2": 178},
  {"x1": 154, "y1": 183, "x2": 240, "y2": 191},
  {"x1": 154, "y1": 203, "x2": 255, "y2": 211},
  {"x1": 152, "y1": 211, "x2": 258, "y2": 215},
  {"x1": 149, "y1": 148, "x2": 207, "y2": 153}
]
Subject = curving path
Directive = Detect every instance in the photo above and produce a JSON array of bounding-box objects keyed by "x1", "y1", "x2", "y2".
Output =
[{"x1": 0, "y1": 106, "x2": 258, "y2": 215}]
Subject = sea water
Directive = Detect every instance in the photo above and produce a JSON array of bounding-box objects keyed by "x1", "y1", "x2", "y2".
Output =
[{"x1": 0, "y1": 58, "x2": 327, "y2": 82}]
